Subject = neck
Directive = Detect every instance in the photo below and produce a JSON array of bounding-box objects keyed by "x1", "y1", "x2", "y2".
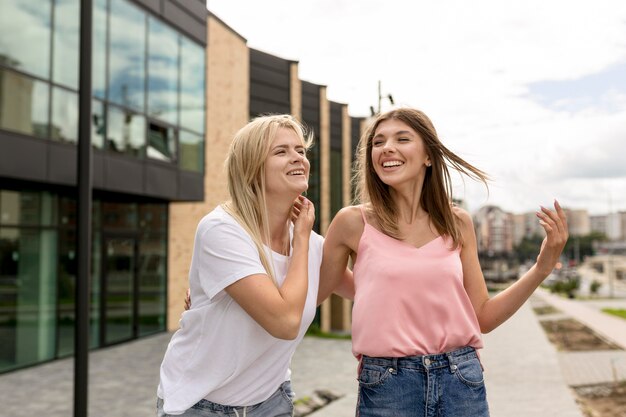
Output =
[
  {"x1": 265, "y1": 193, "x2": 297, "y2": 254},
  {"x1": 390, "y1": 179, "x2": 427, "y2": 224}
]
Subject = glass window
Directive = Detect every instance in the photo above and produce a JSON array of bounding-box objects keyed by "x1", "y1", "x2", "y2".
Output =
[
  {"x1": 104, "y1": 236, "x2": 134, "y2": 344},
  {"x1": 139, "y1": 203, "x2": 166, "y2": 232},
  {"x1": 92, "y1": 0, "x2": 107, "y2": 99},
  {"x1": 106, "y1": 105, "x2": 145, "y2": 157},
  {"x1": 52, "y1": 0, "x2": 79, "y2": 89},
  {"x1": 148, "y1": 18, "x2": 179, "y2": 125},
  {"x1": 56, "y1": 227, "x2": 75, "y2": 357},
  {"x1": 51, "y1": 87, "x2": 79, "y2": 143},
  {"x1": 180, "y1": 37, "x2": 205, "y2": 134},
  {"x1": 138, "y1": 233, "x2": 166, "y2": 336},
  {"x1": 102, "y1": 202, "x2": 137, "y2": 231},
  {"x1": 108, "y1": 0, "x2": 146, "y2": 112},
  {"x1": 0, "y1": 190, "x2": 51, "y2": 226},
  {"x1": 91, "y1": 99, "x2": 106, "y2": 149},
  {"x1": 0, "y1": 227, "x2": 57, "y2": 372},
  {"x1": 147, "y1": 121, "x2": 176, "y2": 162},
  {"x1": 0, "y1": 0, "x2": 51, "y2": 80},
  {"x1": 0, "y1": 69, "x2": 49, "y2": 138},
  {"x1": 179, "y1": 130, "x2": 204, "y2": 172}
]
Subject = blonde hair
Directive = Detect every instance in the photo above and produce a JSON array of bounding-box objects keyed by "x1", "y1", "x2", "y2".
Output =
[
  {"x1": 354, "y1": 108, "x2": 488, "y2": 248},
  {"x1": 222, "y1": 114, "x2": 313, "y2": 284}
]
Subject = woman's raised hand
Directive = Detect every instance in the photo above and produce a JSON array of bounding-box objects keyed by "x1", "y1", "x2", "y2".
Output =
[
  {"x1": 291, "y1": 195, "x2": 315, "y2": 243},
  {"x1": 535, "y1": 200, "x2": 569, "y2": 276}
]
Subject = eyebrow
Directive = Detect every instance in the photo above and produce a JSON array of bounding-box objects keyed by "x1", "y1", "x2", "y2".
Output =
[
  {"x1": 271, "y1": 144, "x2": 305, "y2": 151},
  {"x1": 373, "y1": 130, "x2": 415, "y2": 139}
]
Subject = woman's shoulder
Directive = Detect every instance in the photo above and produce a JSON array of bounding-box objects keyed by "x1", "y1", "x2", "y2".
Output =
[{"x1": 334, "y1": 205, "x2": 366, "y2": 229}]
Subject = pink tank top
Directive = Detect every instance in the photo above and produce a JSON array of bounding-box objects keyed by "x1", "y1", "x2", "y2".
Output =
[{"x1": 351, "y1": 206, "x2": 483, "y2": 358}]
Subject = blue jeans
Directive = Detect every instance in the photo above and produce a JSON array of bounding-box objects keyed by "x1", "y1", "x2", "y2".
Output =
[
  {"x1": 157, "y1": 381, "x2": 294, "y2": 417},
  {"x1": 357, "y1": 346, "x2": 489, "y2": 417}
]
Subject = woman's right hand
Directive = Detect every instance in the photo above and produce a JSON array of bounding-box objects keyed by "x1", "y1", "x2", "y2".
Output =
[{"x1": 291, "y1": 195, "x2": 315, "y2": 245}]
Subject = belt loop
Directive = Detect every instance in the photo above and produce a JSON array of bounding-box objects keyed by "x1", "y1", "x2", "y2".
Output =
[
  {"x1": 391, "y1": 357, "x2": 398, "y2": 372},
  {"x1": 447, "y1": 352, "x2": 457, "y2": 372}
]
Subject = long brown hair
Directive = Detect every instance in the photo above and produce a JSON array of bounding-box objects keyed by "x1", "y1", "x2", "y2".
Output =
[{"x1": 354, "y1": 107, "x2": 488, "y2": 247}]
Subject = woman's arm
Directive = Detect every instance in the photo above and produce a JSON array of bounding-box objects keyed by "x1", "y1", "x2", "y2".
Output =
[
  {"x1": 224, "y1": 197, "x2": 316, "y2": 340},
  {"x1": 459, "y1": 201, "x2": 568, "y2": 333},
  {"x1": 317, "y1": 206, "x2": 361, "y2": 305}
]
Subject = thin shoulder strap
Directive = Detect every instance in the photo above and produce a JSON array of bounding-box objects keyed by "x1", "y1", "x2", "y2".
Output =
[{"x1": 359, "y1": 205, "x2": 368, "y2": 225}]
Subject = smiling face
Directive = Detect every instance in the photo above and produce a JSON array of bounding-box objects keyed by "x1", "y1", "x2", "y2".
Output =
[
  {"x1": 264, "y1": 127, "x2": 310, "y2": 199},
  {"x1": 370, "y1": 119, "x2": 431, "y2": 188}
]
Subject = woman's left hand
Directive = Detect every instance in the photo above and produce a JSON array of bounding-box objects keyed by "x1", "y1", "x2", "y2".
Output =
[{"x1": 535, "y1": 200, "x2": 569, "y2": 276}]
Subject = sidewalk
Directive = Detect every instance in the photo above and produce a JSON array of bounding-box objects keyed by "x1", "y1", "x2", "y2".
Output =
[
  {"x1": 533, "y1": 288, "x2": 626, "y2": 387},
  {"x1": 0, "y1": 298, "x2": 586, "y2": 417}
]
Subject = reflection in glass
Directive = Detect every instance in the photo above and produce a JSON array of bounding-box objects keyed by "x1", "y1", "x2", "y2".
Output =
[
  {"x1": 148, "y1": 17, "x2": 179, "y2": 125},
  {"x1": 52, "y1": 0, "x2": 79, "y2": 89},
  {"x1": 56, "y1": 228, "x2": 75, "y2": 356},
  {"x1": 0, "y1": 227, "x2": 57, "y2": 372},
  {"x1": 51, "y1": 87, "x2": 79, "y2": 143},
  {"x1": 139, "y1": 203, "x2": 167, "y2": 232},
  {"x1": 179, "y1": 130, "x2": 204, "y2": 172},
  {"x1": 0, "y1": 69, "x2": 49, "y2": 138},
  {"x1": 102, "y1": 202, "x2": 137, "y2": 231},
  {"x1": 147, "y1": 122, "x2": 176, "y2": 162},
  {"x1": 0, "y1": 0, "x2": 51, "y2": 80},
  {"x1": 180, "y1": 37, "x2": 205, "y2": 134},
  {"x1": 91, "y1": 99, "x2": 106, "y2": 148},
  {"x1": 104, "y1": 237, "x2": 134, "y2": 344},
  {"x1": 0, "y1": 190, "x2": 45, "y2": 226},
  {"x1": 106, "y1": 105, "x2": 145, "y2": 156},
  {"x1": 138, "y1": 233, "x2": 166, "y2": 336},
  {"x1": 108, "y1": 0, "x2": 146, "y2": 112},
  {"x1": 92, "y1": 0, "x2": 107, "y2": 99}
]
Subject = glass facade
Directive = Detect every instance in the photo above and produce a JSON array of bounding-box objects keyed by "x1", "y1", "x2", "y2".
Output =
[
  {"x1": 0, "y1": 189, "x2": 168, "y2": 373},
  {"x1": 0, "y1": 0, "x2": 205, "y2": 172}
]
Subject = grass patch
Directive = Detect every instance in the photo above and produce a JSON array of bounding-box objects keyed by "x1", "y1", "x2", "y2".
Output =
[
  {"x1": 305, "y1": 323, "x2": 351, "y2": 340},
  {"x1": 533, "y1": 305, "x2": 560, "y2": 315},
  {"x1": 602, "y1": 308, "x2": 626, "y2": 320}
]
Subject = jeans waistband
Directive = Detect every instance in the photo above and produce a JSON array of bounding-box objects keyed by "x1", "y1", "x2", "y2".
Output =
[{"x1": 361, "y1": 346, "x2": 477, "y2": 370}]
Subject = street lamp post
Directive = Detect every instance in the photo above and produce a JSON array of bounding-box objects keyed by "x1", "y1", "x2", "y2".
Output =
[{"x1": 370, "y1": 80, "x2": 394, "y2": 116}]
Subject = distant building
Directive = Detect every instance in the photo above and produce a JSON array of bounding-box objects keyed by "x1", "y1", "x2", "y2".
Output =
[
  {"x1": 474, "y1": 206, "x2": 514, "y2": 255},
  {"x1": 590, "y1": 214, "x2": 608, "y2": 236},
  {"x1": 563, "y1": 209, "x2": 591, "y2": 237},
  {"x1": 606, "y1": 212, "x2": 626, "y2": 241}
]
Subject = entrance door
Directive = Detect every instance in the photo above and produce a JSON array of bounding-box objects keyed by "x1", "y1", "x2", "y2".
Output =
[{"x1": 102, "y1": 236, "x2": 137, "y2": 345}]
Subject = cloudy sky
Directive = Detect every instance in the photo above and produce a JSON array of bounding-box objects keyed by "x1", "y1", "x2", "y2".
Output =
[{"x1": 206, "y1": 0, "x2": 626, "y2": 215}]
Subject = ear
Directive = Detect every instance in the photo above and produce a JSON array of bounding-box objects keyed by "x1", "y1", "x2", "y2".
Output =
[{"x1": 425, "y1": 158, "x2": 432, "y2": 167}]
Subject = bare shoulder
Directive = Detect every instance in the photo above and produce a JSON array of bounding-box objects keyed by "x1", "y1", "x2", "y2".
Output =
[
  {"x1": 330, "y1": 205, "x2": 364, "y2": 232},
  {"x1": 326, "y1": 205, "x2": 365, "y2": 249},
  {"x1": 453, "y1": 206, "x2": 474, "y2": 230}
]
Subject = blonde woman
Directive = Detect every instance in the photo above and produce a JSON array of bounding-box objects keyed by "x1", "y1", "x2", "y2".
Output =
[
  {"x1": 157, "y1": 115, "x2": 319, "y2": 416},
  {"x1": 319, "y1": 107, "x2": 568, "y2": 416}
]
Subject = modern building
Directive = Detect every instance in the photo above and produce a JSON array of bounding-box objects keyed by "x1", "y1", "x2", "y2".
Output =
[
  {"x1": 0, "y1": 0, "x2": 207, "y2": 374},
  {"x1": 0, "y1": 0, "x2": 364, "y2": 374}
]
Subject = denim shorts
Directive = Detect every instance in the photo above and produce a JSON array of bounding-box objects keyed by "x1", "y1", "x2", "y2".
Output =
[
  {"x1": 157, "y1": 381, "x2": 295, "y2": 417},
  {"x1": 357, "y1": 346, "x2": 489, "y2": 417}
]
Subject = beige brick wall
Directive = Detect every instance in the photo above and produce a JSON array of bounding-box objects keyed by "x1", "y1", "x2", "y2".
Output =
[
  {"x1": 319, "y1": 87, "x2": 332, "y2": 332},
  {"x1": 166, "y1": 16, "x2": 249, "y2": 331},
  {"x1": 290, "y1": 62, "x2": 301, "y2": 121}
]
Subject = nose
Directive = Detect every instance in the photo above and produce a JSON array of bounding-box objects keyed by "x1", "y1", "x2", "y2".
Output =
[
  {"x1": 291, "y1": 150, "x2": 305, "y2": 163},
  {"x1": 381, "y1": 140, "x2": 394, "y2": 152}
]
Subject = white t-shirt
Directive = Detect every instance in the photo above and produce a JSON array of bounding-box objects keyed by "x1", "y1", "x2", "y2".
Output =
[{"x1": 157, "y1": 205, "x2": 323, "y2": 415}]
